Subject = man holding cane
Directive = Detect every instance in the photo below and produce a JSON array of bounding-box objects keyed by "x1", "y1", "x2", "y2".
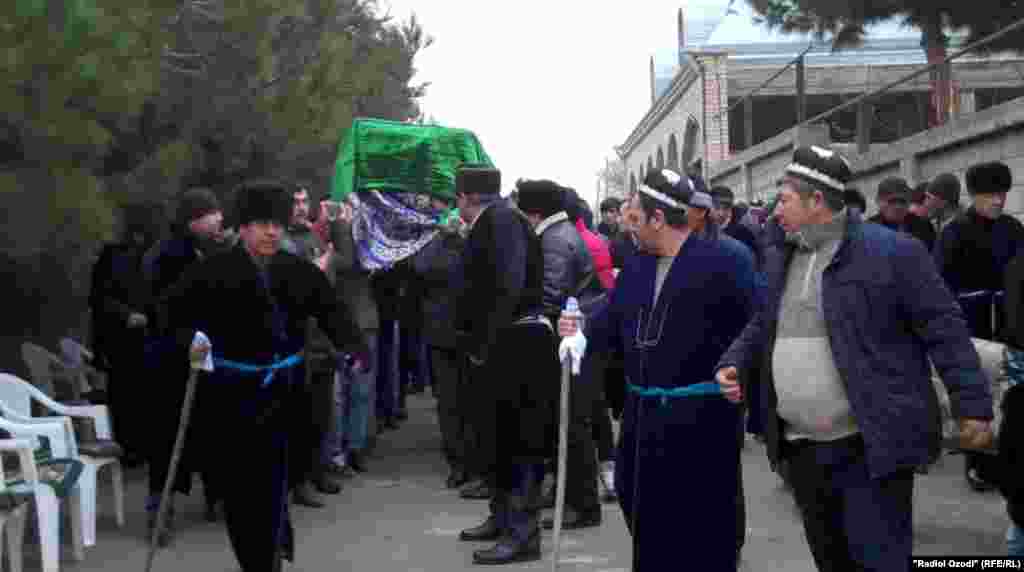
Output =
[
  {"x1": 157, "y1": 180, "x2": 369, "y2": 572},
  {"x1": 715, "y1": 145, "x2": 994, "y2": 572},
  {"x1": 558, "y1": 168, "x2": 758, "y2": 571}
]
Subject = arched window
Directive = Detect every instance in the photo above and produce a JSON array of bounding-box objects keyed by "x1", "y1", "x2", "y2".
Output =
[
  {"x1": 629, "y1": 173, "x2": 637, "y2": 195},
  {"x1": 656, "y1": 147, "x2": 665, "y2": 169},
  {"x1": 682, "y1": 117, "x2": 700, "y2": 169},
  {"x1": 667, "y1": 134, "x2": 679, "y2": 170},
  {"x1": 647, "y1": 156, "x2": 654, "y2": 173}
]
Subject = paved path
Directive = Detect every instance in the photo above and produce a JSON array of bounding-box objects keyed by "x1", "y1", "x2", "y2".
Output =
[{"x1": 39, "y1": 392, "x2": 1009, "y2": 572}]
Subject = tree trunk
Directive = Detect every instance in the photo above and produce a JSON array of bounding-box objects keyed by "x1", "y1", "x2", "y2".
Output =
[{"x1": 922, "y1": 14, "x2": 951, "y2": 128}]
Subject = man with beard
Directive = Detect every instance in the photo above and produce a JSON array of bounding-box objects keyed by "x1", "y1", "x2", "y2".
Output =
[
  {"x1": 454, "y1": 166, "x2": 559, "y2": 565},
  {"x1": 559, "y1": 168, "x2": 758, "y2": 571},
  {"x1": 281, "y1": 183, "x2": 342, "y2": 507},
  {"x1": 161, "y1": 180, "x2": 369, "y2": 572},
  {"x1": 143, "y1": 187, "x2": 226, "y2": 541}
]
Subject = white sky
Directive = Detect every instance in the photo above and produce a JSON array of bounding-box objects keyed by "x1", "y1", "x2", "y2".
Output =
[{"x1": 381, "y1": 1, "x2": 734, "y2": 207}]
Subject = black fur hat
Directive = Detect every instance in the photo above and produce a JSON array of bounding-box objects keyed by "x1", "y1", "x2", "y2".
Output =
[
  {"x1": 456, "y1": 164, "x2": 501, "y2": 195},
  {"x1": 516, "y1": 179, "x2": 565, "y2": 217},
  {"x1": 966, "y1": 162, "x2": 1012, "y2": 195},
  {"x1": 176, "y1": 187, "x2": 221, "y2": 228},
  {"x1": 233, "y1": 179, "x2": 293, "y2": 227},
  {"x1": 927, "y1": 173, "x2": 962, "y2": 204}
]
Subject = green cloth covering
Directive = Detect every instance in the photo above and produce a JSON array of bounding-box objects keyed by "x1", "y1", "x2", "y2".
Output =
[{"x1": 331, "y1": 118, "x2": 495, "y2": 203}]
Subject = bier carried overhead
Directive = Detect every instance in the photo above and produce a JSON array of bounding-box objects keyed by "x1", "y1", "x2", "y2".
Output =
[{"x1": 331, "y1": 118, "x2": 495, "y2": 203}]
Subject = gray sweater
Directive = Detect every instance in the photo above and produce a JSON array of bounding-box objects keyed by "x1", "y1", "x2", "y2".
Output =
[{"x1": 772, "y1": 211, "x2": 859, "y2": 441}]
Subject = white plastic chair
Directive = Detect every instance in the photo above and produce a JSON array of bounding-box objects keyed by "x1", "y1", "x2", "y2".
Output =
[
  {"x1": 0, "y1": 417, "x2": 85, "y2": 571},
  {"x1": 0, "y1": 374, "x2": 123, "y2": 548},
  {"x1": 0, "y1": 439, "x2": 33, "y2": 572}
]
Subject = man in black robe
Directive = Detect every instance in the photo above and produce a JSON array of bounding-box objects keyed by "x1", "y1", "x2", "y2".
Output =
[
  {"x1": 710, "y1": 186, "x2": 759, "y2": 261},
  {"x1": 454, "y1": 165, "x2": 559, "y2": 565},
  {"x1": 162, "y1": 180, "x2": 369, "y2": 572}
]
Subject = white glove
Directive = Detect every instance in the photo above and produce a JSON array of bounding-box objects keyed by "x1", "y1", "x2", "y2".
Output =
[
  {"x1": 190, "y1": 331, "x2": 214, "y2": 372},
  {"x1": 558, "y1": 329, "x2": 588, "y2": 376}
]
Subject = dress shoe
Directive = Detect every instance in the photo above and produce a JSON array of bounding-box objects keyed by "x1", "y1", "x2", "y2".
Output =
[
  {"x1": 348, "y1": 450, "x2": 368, "y2": 473},
  {"x1": 314, "y1": 473, "x2": 342, "y2": 495},
  {"x1": 459, "y1": 480, "x2": 493, "y2": 500},
  {"x1": 147, "y1": 508, "x2": 175, "y2": 547},
  {"x1": 541, "y1": 507, "x2": 602, "y2": 530},
  {"x1": 966, "y1": 468, "x2": 996, "y2": 492},
  {"x1": 458, "y1": 517, "x2": 502, "y2": 541},
  {"x1": 472, "y1": 534, "x2": 541, "y2": 565},
  {"x1": 293, "y1": 484, "x2": 325, "y2": 508},
  {"x1": 204, "y1": 501, "x2": 219, "y2": 523},
  {"x1": 446, "y1": 469, "x2": 470, "y2": 489}
]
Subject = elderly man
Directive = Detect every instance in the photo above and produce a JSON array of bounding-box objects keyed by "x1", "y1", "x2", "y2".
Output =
[
  {"x1": 717, "y1": 145, "x2": 994, "y2": 571},
  {"x1": 454, "y1": 166, "x2": 559, "y2": 565},
  {"x1": 162, "y1": 181, "x2": 369, "y2": 572},
  {"x1": 561, "y1": 168, "x2": 758, "y2": 571}
]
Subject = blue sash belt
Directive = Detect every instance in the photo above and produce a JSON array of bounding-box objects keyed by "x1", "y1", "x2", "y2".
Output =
[
  {"x1": 213, "y1": 354, "x2": 304, "y2": 387},
  {"x1": 627, "y1": 381, "x2": 721, "y2": 405}
]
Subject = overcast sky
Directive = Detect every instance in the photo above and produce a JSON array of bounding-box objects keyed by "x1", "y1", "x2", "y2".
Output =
[{"x1": 381, "y1": 0, "x2": 735, "y2": 207}]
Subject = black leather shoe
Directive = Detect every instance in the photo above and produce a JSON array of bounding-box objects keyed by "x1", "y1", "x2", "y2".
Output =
[
  {"x1": 472, "y1": 534, "x2": 541, "y2": 565},
  {"x1": 314, "y1": 473, "x2": 342, "y2": 495},
  {"x1": 293, "y1": 484, "x2": 325, "y2": 508},
  {"x1": 204, "y1": 501, "x2": 219, "y2": 523},
  {"x1": 446, "y1": 470, "x2": 470, "y2": 489},
  {"x1": 459, "y1": 481, "x2": 493, "y2": 500},
  {"x1": 459, "y1": 517, "x2": 502, "y2": 541},
  {"x1": 348, "y1": 451, "x2": 368, "y2": 473},
  {"x1": 541, "y1": 507, "x2": 602, "y2": 530}
]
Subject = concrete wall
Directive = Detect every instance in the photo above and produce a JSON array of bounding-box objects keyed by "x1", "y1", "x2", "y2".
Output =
[{"x1": 708, "y1": 96, "x2": 1024, "y2": 218}]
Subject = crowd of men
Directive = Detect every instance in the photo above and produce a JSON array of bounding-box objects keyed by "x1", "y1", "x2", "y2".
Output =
[{"x1": 84, "y1": 143, "x2": 1020, "y2": 571}]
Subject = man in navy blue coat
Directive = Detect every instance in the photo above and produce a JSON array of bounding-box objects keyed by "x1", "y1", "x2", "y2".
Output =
[
  {"x1": 561, "y1": 168, "x2": 758, "y2": 571},
  {"x1": 716, "y1": 145, "x2": 994, "y2": 572}
]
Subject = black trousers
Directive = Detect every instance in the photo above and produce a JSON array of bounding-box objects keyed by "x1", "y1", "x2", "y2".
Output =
[
  {"x1": 431, "y1": 346, "x2": 471, "y2": 473},
  {"x1": 592, "y1": 393, "x2": 615, "y2": 463},
  {"x1": 288, "y1": 361, "x2": 333, "y2": 488},
  {"x1": 562, "y1": 350, "x2": 604, "y2": 514},
  {"x1": 784, "y1": 435, "x2": 914, "y2": 572}
]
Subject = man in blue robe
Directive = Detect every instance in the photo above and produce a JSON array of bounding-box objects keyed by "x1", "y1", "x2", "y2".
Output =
[
  {"x1": 160, "y1": 180, "x2": 370, "y2": 572},
  {"x1": 560, "y1": 168, "x2": 758, "y2": 571}
]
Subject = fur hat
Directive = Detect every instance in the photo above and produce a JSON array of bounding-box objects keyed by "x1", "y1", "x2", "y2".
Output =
[
  {"x1": 966, "y1": 162, "x2": 1012, "y2": 195},
  {"x1": 516, "y1": 179, "x2": 565, "y2": 217},
  {"x1": 785, "y1": 145, "x2": 851, "y2": 196},
  {"x1": 927, "y1": 173, "x2": 962, "y2": 204},
  {"x1": 456, "y1": 164, "x2": 501, "y2": 195},
  {"x1": 876, "y1": 177, "x2": 911, "y2": 203},
  {"x1": 176, "y1": 187, "x2": 221, "y2": 228},
  {"x1": 233, "y1": 179, "x2": 293, "y2": 227}
]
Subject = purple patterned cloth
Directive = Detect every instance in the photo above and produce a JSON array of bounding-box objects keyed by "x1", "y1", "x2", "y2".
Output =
[{"x1": 349, "y1": 190, "x2": 444, "y2": 272}]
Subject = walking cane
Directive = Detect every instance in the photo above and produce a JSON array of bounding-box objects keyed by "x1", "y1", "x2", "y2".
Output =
[
  {"x1": 145, "y1": 347, "x2": 203, "y2": 572},
  {"x1": 550, "y1": 354, "x2": 572, "y2": 572}
]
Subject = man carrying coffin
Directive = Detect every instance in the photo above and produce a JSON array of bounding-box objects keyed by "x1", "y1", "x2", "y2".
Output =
[
  {"x1": 559, "y1": 168, "x2": 758, "y2": 571},
  {"x1": 160, "y1": 180, "x2": 370, "y2": 572}
]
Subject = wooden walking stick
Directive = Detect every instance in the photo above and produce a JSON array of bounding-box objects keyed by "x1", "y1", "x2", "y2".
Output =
[
  {"x1": 145, "y1": 342, "x2": 204, "y2": 572},
  {"x1": 550, "y1": 353, "x2": 572, "y2": 572}
]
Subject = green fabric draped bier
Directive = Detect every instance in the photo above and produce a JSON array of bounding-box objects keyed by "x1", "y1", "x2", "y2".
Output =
[{"x1": 331, "y1": 118, "x2": 496, "y2": 203}]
